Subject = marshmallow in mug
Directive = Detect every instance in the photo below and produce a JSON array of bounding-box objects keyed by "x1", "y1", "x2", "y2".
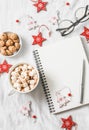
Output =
[{"x1": 29, "y1": 69, "x2": 37, "y2": 76}]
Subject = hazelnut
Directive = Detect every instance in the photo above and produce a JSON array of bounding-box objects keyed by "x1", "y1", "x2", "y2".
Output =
[
  {"x1": 8, "y1": 33, "x2": 18, "y2": 40},
  {"x1": 0, "y1": 48, "x2": 7, "y2": 55},
  {"x1": 13, "y1": 38, "x2": 19, "y2": 43},
  {"x1": 3, "y1": 46, "x2": 7, "y2": 50},
  {"x1": 0, "y1": 33, "x2": 8, "y2": 41},
  {"x1": 8, "y1": 46, "x2": 17, "y2": 53},
  {"x1": 7, "y1": 33, "x2": 12, "y2": 39},
  {"x1": 15, "y1": 43, "x2": 20, "y2": 50},
  {"x1": 0, "y1": 40, "x2": 5, "y2": 47},
  {"x1": 0, "y1": 46, "x2": 7, "y2": 50},
  {"x1": 6, "y1": 39, "x2": 14, "y2": 46},
  {"x1": 6, "y1": 50, "x2": 13, "y2": 56}
]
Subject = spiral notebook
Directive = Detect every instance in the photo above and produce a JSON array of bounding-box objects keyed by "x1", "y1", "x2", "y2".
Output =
[{"x1": 33, "y1": 36, "x2": 89, "y2": 114}]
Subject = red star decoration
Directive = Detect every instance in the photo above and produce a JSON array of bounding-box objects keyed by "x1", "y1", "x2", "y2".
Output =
[
  {"x1": 32, "y1": 32, "x2": 46, "y2": 46},
  {"x1": 61, "y1": 116, "x2": 76, "y2": 130},
  {"x1": 81, "y1": 27, "x2": 89, "y2": 40},
  {"x1": 0, "y1": 60, "x2": 12, "y2": 73},
  {"x1": 33, "y1": 0, "x2": 48, "y2": 12}
]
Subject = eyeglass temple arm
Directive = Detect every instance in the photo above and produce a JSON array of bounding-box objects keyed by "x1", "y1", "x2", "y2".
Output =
[
  {"x1": 56, "y1": 27, "x2": 69, "y2": 31},
  {"x1": 84, "y1": 5, "x2": 89, "y2": 15}
]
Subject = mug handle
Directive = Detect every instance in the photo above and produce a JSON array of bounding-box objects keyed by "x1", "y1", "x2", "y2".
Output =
[{"x1": 8, "y1": 89, "x2": 16, "y2": 96}]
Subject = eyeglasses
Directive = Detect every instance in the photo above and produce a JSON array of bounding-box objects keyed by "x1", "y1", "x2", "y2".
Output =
[{"x1": 56, "y1": 5, "x2": 89, "y2": 36}]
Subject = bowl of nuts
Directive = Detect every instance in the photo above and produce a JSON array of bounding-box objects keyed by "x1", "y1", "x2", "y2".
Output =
[
  {"x1": 0, "y1": 32, "x2": 22, "y2": 57},
  {"x1": 9, "y1": 63, "x2": 39, "y2": 93}
]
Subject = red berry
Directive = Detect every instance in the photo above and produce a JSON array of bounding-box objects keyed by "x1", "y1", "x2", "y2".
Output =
[
  {"x1": 68, "y1": 93, "x2": 72, "y2": 96},
  {"x1": 66, "y1": 2, "x2": 70, "y2": 6},
  {"x1": 16, "y1": 19, "x2": 20, "y2": 23},
  {"x1": 32, "y1": 115, "x2": 37, "y2": 119}
]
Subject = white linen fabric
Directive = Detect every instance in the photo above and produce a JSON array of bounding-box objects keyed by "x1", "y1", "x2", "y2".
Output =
[{"x1": 0, "y1": 0, "x2": 89, "y2": 130}]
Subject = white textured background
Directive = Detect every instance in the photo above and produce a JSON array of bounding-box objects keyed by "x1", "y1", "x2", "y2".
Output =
[{"x1": 0, "y1": 0, "x2": 89, "y2": 130}]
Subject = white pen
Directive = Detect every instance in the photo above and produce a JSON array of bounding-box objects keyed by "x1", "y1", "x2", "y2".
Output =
[{"x1": 80, "y1": 59, "x2": 85, "y2": 104}]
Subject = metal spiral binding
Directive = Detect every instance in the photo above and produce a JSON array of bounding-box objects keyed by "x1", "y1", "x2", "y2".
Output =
[{"x1": 33, "y1": 50, "x2": 55, "y2": 113}]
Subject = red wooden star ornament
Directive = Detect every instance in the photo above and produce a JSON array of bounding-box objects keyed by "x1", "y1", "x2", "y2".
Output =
[
  {"x1": 32, "y1": 32, "x2": 46, "y2": 46},
  {"x1": 33, "y1": 0, "x2": 48, "y2": 12},
  {"x1": 81, "y1": 26, "x2": 89, "y2": 40},
  {"x1": 0, "y1": 60, "x2": 12, "y2": 73},
  {"x1": 61, "y1": 115, "x2": 76, "y2": 130}
]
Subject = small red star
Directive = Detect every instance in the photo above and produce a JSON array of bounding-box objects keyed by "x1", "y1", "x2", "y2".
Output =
[
  {"x1": 0, "y1": 60, "x2": 12, "y2": 73},
  {"x1": 81, "y1": 27, "x2": 89, "y2": 40},
  {"x1": 61, "y1": 116, "x2": 76, "y2": 130},
  {"x1": 32, "y1": 32, "x2": 46, "y2": 46},
  {"x1": 33, "y1": 0, "x2": 48, "y2": 12}
]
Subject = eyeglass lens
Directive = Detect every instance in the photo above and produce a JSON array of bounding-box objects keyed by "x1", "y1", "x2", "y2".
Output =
[
  {"x1": 58, "y1": 20, "x2": 74, "y2": 35},
  {"x1": 75, "y1": 6, "x2": 89, "y2": 22}
]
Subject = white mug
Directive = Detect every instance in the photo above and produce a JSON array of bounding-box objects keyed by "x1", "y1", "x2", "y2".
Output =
[{"x1": 8, "y1": 63, "x2": 39, "y2": 96}]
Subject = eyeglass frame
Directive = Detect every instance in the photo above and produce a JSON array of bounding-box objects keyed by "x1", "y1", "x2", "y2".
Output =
[{"x1": 56, "y1": 5, "x2": 89, "y2": 36}]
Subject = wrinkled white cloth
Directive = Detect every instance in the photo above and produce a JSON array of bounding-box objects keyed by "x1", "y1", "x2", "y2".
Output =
[{"x1": 0, "y1": 0, "x2": 89, "y2": 130}]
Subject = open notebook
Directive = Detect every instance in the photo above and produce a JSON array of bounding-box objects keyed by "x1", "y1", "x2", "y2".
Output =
[{"x1": 33, "y1": 36, "x2": 89, "y2": 114}]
